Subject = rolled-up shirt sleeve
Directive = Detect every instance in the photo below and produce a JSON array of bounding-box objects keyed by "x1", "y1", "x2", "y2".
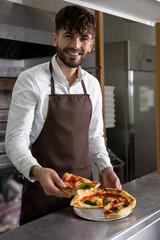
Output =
[
  {"x1": 5, "y1": 71, "x2": 41, "y2": 181},
  {"x1": 89, "y1": 81, "x2": 112, "y2": 173}
]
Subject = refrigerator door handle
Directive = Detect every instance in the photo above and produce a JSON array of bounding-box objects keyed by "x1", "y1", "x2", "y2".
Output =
[
  {"x1": 128, "y1": 70, "x2": 134, "y2": 127},
  {"x1": 127, "y1": 70, "x2": 135, "y2": 180}
]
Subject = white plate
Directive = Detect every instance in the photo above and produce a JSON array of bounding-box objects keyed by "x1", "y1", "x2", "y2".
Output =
[{"x1": 73, "y1": 207, "x2": 126, "y2": 222}]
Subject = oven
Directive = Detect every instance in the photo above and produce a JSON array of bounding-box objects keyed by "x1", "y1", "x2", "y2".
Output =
[{"x1": 0, "y1": 0, "x2": 56, "y2": 175}]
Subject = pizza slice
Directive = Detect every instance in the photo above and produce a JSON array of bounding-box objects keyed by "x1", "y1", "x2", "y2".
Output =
[
  {"x1": 102, "y1": 188, "x2": 136, "y2": 219},
  {"x1": 61, "y1": 173, "x2": 101, "y2": 196},
  {"x1": 70, "y1": 189, "x2": 103, "y2": 208}
]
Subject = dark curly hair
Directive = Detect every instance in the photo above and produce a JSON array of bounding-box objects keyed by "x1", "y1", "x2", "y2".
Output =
[{"x1": 55, "y1": 5, "x2": 96, "y2": 38}]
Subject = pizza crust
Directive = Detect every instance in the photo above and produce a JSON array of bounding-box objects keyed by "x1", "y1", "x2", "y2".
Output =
[
  {"x1": 61, "y1": 187, "x2": 95, "y2": 196},
  {"x1": 106, "y1": 202, "x2": 135, "y2": 219},
  {"x1": 103, "y1": 188, "x2": 136, "y2": 219}
]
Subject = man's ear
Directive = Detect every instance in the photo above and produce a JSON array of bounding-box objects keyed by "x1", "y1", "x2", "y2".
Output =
[
  {"x1": 53, "y1": 33, "x2": 57, "y2": 47},
  {"x1": 88, "y1": 39, "x2": 94, "y2": 53}
]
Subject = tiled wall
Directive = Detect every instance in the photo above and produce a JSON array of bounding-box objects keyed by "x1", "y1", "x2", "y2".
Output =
[{"x1": 103, "y1": 13, "x2": 155, "y2": 46}]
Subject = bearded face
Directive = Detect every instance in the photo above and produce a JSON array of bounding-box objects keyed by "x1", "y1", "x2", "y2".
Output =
[{"x1": 53, "y1": 29, "x2": 94, "y2": 68}]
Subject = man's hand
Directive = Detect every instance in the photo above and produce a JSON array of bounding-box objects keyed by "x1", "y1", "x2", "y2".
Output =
[
  {"x1": 33, "y1": 166, "x2": 71, "y2": 198},
  {"x1": 101, "y1": 167, "x2": 122, "y2": 190}
]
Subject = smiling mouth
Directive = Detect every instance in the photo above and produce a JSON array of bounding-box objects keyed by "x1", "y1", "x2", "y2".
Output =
[
  {"x1": 66, "y1": 51, "x2": 82, "y2": 58},
  {"x1": 65, "y1": 48, "x2": 83, "y2": 58},
  {"x1": 68, "y1": 52, "x2": 80, "y2": 56}
]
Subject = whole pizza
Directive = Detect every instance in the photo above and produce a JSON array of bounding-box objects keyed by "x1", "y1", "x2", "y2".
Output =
[{"x1": 62, "y1": 173, "x2": 136, "y2": 219}]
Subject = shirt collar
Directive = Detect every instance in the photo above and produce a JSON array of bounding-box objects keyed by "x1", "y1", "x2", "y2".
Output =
[{"x1": 51, "y1": 54, "x2": 83, "y2": 85}]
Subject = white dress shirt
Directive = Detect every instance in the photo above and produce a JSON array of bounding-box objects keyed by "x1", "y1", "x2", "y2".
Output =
[{"x1": 5, "y1": 54, "x2": 112, "y2": 181}]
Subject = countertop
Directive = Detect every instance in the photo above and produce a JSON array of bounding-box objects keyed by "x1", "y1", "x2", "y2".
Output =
[{"x1": 1, "y1": 170, "x2": 160, "y2": 240}]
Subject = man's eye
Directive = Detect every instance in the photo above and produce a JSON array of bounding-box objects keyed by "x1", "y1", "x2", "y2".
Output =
[
  {"x1": 81, "y1": 37, "x2": 89, "y2": 41},
  {"x1": 64, "y1": 35, "x2": 72, "y2": 38}
]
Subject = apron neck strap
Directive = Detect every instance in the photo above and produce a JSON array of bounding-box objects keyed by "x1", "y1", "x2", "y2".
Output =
[
  {"x1": 49, "y1": 60, "x2": 87, "y2": 94},
  {"x1": 81, "y1": 79, "x2": 87, "y2": 94},
  {"x1": 49, "y1": 61, "x2": 55, "y2": 95}
]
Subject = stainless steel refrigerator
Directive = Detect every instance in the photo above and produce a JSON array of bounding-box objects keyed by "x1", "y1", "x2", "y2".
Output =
[{"x1": 104, "y1": 40, "x2": 157, "y2": 182}]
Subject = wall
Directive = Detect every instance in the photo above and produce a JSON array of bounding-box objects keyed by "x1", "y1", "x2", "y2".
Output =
[{"x1": 103, "y1": 13, "x2": 155, "y2": 46}]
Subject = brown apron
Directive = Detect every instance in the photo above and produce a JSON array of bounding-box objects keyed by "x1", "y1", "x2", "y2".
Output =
[{"x1": 20, "y1": 61, "x2": 92, "y2": 225}]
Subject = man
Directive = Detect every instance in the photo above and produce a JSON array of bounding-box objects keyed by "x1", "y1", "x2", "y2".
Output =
[{"x1": 5, "y1": 5, "x2": 121, "y2": 225}]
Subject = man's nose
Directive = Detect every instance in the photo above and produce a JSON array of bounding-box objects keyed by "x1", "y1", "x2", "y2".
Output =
[{"x1": 72, "y1": 37, "x2": 81, "y2": 49}]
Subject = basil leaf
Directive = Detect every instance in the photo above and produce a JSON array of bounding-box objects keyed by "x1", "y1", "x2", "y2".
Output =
[
  {"x1": 84, "y1": 200, "x2": 98, "y2": 206},
  {"x1": 76, "y1": 183, "x2": 94, "y2": 189},
  {"x1": 103, "y1": 198, "x2": 108, "y2": 205},
  {"x1": 124, "y1": 204, "x2": 129, "y2": 207},
  {"x1": 110, "y1": 207, "x2": 118, "y2": 212}
]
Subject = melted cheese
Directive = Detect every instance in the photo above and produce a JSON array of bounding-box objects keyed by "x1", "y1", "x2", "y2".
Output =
[
  {"x1": 83, "y1": 179, "x2": 92, "y2": 183},
  {"x1": 75, "y1": 181, "x2": 83, "y2": 187},
  {"x1": 75, "y1": 179, "x2": 92, "y2": 187},
  {"x1": 79, "y1": 196, "x2": 103, "y2": 208},
  {"x1": 103, "y1": 202, "x2": 112, "y2": 210},
  {"x1": 104, "y1": 197, "x2": 126, "y2": 211}
]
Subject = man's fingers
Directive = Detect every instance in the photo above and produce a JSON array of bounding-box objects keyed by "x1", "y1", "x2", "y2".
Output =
[
  {"x1": 102, "y1": 171, "x2": 122, "y2": 190},
  {"x1": 115, "y1": 180, "x2": 122, "y2": 190},
  {"x1": 44, "y1": 183, "x2": 71, "y2": 198},
  {"x1": 50, "y1": 171, "x2": 66, "y2": 188},
  {"x1": 36, "y1": 168, "x2": 71, "y2": 198}
]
